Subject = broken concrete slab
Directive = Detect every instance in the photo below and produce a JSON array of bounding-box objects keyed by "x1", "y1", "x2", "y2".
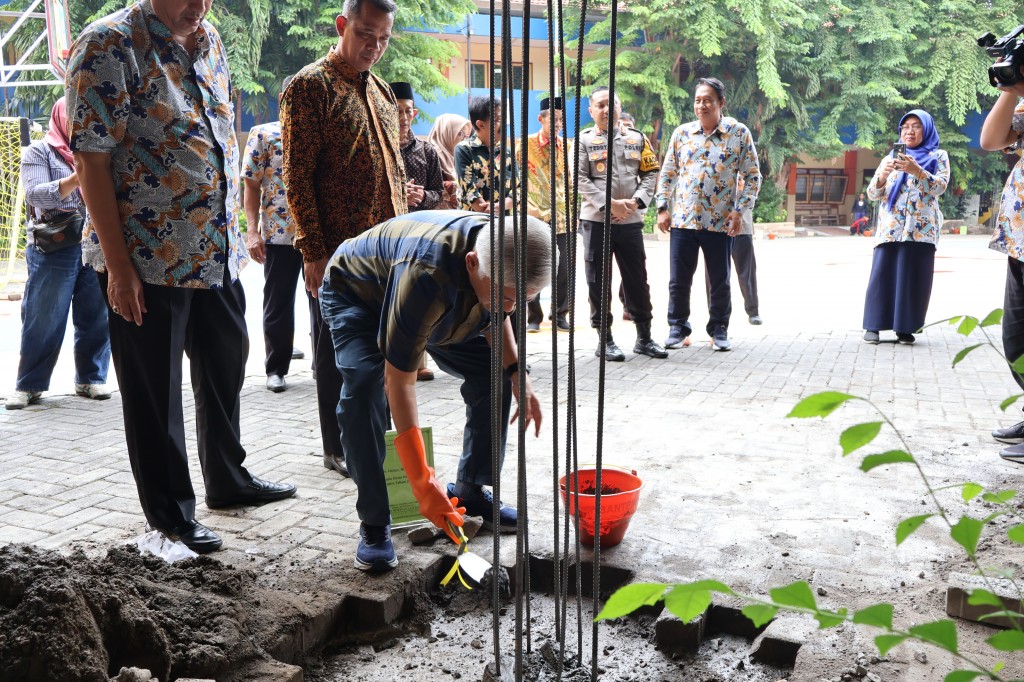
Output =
[
  {"x1": 946, "y1": 572, "x2": 1023, "y2": 629},
  {"x1": 749, "y1": 616, "x2": 815, "y2": 668},
  {"x1": 407, "y1": 515, "x2": 484, "y2": 545},
  {"x1": 654, "y1": 608, "x2": 705, "y2": 655}
]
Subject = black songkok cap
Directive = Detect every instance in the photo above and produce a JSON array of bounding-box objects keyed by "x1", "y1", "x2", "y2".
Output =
[
  {"x1": 540, "y1": 96, "x2": 563, "y2": 112},
  {"x1": 390, "y1": 82, "x2": 415, "y2": 101}
]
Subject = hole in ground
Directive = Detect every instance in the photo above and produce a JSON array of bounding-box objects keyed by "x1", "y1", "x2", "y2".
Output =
[{"x1": 303, "y1": 557, "x2": 796, "y2": 682}]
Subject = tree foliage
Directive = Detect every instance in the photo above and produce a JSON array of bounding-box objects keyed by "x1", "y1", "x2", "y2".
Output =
[
  {"x1": 575, "y1": 0, "x2": 1024, "y2": 196},
  {"x1": 0, "y1": 0, "x2": 473, "y2": 123}
]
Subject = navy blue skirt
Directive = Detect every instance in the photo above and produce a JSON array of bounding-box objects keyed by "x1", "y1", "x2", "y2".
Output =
[{"x1": 862, "y1": 241, "x2": 936, "y2": 333}]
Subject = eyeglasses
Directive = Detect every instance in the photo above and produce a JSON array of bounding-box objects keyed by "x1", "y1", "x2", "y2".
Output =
[{"x1": 899, "y1": 124, "x2": 923, "y2": 132}]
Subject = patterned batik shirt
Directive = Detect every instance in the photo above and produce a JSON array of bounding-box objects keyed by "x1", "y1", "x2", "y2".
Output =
[
  {"x1": 454, "y1": 133, "x2": 516, "y2": 211},
  {"x1": 516, "y1": 130, "x2": 568, "y2": 234},
  {"x1": 401, "y1": 137, "x2": 445, "y2": 212},
  {"x1": 325, "y1": 210, "x2": 492, "y2": 372},
  {"x1": 243, "y1": 121, "x2": 294, "y2": 245},
  {"x1": 866, "y1": 150, "x2": 950, "y2": 245},
  {"x1": 281, "y1": 52, "x2": 406, "y2": 262},
  {"x1": 655, "y1": 117, "x2": 762, "y2": 233},
  {"x1": 990, "y1": 99, "x2": 1024, "y2": 261},
  {"x1": 66, "y1": 0, "x2": 244, "y2": 289}
]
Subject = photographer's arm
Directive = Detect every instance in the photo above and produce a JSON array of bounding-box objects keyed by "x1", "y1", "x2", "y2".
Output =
[{"x1": 980, "y1": 90, "x2": 1024, "y2": 151}]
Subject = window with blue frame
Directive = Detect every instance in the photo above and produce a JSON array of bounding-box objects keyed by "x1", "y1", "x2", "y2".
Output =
[{"x1": 469, "y1": 62, "x2": 531, "y2": 90}]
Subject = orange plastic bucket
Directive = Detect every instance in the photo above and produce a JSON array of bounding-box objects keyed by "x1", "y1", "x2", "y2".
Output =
[{"x1": 559, "y1": 467, "x2": 644, "y2": 547}]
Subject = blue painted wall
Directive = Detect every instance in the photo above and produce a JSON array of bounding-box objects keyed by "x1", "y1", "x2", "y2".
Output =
[
  {"x1": 409, "y1": 14, "x2": 595, "y2": 42},
  {"x1": 410, "y1": 88, "x2": 592, "y2": 139}
]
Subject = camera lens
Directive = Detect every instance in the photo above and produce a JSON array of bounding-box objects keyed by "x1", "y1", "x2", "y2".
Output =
[{"x1": 995, "y1": 62, "x2": 1018, "y2": 84}]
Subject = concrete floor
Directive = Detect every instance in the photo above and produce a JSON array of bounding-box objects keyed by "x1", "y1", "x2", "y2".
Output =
[{"x1": 1, "y1": 233, "x2": 1022, "y2": 680}]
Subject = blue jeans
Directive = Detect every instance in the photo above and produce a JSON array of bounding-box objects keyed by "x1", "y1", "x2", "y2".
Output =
[
  {"x1": 16, "y1": 244, "x2": 110, "y2": 392},
  {"x1": 319, "y1": 284, "x2": 512, "y2": 526}
]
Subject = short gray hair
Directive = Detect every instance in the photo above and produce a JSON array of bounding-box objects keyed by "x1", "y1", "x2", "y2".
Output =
[
  {"x1": 475, "y1": 215, "x2": 554, "y2": 293},
  {"x1": 342, "y1": 0, "x2": 397, "y2": 19}
]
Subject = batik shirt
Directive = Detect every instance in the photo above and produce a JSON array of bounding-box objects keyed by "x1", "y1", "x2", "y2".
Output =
[
  {"x1": 281, "y1": 52, "x2": 406, "y2": 262},
  {"x1": 401, "y1": 137, "x2": 445, "y2": 212},
  {"x1": 990, "y1": 99, "x2": 1024, "y2": 261},
  {"x1": 516, "y1": 130, "x2": 568, "y2": 234},
  {"x1": 454, "y1": 133, "x2": 516, "y2": 211},
  {"x1": 866, "y1": 150, "x2": 950, "y2": 245},
  {"x1": 325, "y1": 211, "x2": 492, "y2": 372},
  {"x1": 66, "y1": 0, "x2": 244, "y2": 289},
  {"x1": 243, "y1": 121, "x2": 294, "y2": 245},
  {"x1": 655, "y1": 117, "x2": 761, "y2": 233}
]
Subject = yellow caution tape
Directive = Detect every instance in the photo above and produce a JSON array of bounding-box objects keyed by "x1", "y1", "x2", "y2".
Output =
[{"x1": 439, "y1": 523, "x2": 473, "y2": 590}]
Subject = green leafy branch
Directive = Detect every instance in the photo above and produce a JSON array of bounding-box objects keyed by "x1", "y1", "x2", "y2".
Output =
[
  {"x1": 934, "y1": 310, "x2": 1024, "y2": 413},
  {"x1": 597, "y1": 579, "x2": 1023, "y2": 681},
  {"x1": 595, "y1": 310, "x2": 1024, "y2": 680}
]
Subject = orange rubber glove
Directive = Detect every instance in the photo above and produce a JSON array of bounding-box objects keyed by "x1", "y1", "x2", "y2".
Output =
[{"x1": 394, "y1": 426, "x2": 466, "y2": 544}]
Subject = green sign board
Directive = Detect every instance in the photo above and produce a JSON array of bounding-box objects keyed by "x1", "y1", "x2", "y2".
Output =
[{"x1": 384, "y1": 427, "x2": 435, "y2": 526}]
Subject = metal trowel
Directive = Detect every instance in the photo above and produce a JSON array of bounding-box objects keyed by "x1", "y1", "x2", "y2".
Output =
[{"x1": 440, "y1": 521, "x2": 492, "y2": 588}]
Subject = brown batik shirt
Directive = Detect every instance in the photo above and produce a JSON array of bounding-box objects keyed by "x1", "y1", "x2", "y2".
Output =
[{"x1": 281, "y1": 50, "x2": 407, "y2": 262}]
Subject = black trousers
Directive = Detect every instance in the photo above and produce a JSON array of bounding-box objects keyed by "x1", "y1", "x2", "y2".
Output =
[
  {"x1": 580, "y1": 220, "x2": 653, "y2": 328},
  {"x1": 527, "y1": 232, "x2": 570, "y2": 325},
  {"x1": 862, "y1": 241, "x2": 935, "y2": 334},
  {"x1": 309, "y1": 288, "x2": 344, "y2": 459},
  {"x1": 99, "y1": 272, "x2": 253, "y2": 532},
  {"x1": 705, "y1": 234, "x2": 758, "y2": 317},
  {"x1": 263, "y1": 244, "x2": 304, "y2": 377},
  {"x1": 1003, "y1": 257, "x2": 1024, "y2": 392},
  {"x1": 669, "y1": 228, "x2": 733, "y2": 335}
]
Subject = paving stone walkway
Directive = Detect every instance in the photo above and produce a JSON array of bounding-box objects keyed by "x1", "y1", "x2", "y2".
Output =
[{"x1": 1, "y1": 234, "x2": 1022, "y2": 679}]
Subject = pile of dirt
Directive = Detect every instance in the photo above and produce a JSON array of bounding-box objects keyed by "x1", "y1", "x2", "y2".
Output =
[{"x1": 0, "y1": 543, "x2": 284, "y2": 681}]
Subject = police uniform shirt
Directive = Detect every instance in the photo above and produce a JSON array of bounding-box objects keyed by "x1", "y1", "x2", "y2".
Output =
[{"x1": 576, "y1": 124, "x2": 659, "y2": 224}]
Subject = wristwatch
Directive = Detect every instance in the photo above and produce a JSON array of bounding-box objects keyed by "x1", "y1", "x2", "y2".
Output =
[
  {"x1": 503, "y1": 361, "x2": 530, "y2": 380},
  {"x1": 635, "y1": 197, "x2": 647, "y2": 210}
]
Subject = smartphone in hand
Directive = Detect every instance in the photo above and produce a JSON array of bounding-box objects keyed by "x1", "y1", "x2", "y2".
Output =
[{"x1": 893, "y1": 143, "x2": 907, "y2": 157}]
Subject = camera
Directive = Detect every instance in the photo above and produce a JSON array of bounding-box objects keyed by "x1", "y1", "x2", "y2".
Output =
[{"x1": 978, "y1": 25, "x2": 1024, "y2": 87}]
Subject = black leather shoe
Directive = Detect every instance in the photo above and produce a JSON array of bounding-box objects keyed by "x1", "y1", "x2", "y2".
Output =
[
  {"x1": 205, "y1": 477, "x2": 297, "y2": 508},
  {"x1": 993, "y1": 420, "x2": 1024, "y2": 444},
  {"x1": 595, "y1": 339, "x2": 625, "y2": 362},
  {"x1": 555, "y1": 318, "x2": 571, "y2": 331},
  {"x1": 634, "y1": 337, "x2": 668, "y2": 358},
  {"x1": 168, "y1": 520, "x2": 222, "y2": 554},
  {"x1": 324, "y1": 452, "x2": 351, "y2": 478},
  {"x1": 291, "y1": 347, "x2": 305, "y2": 360},
  {"x1": 266, "y1": 374, "x2": 286, "y2": 393}
]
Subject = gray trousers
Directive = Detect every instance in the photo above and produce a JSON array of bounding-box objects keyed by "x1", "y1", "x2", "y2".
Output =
[{"x1": 704, "y1": 234, "x2": 759, "y2": 317}]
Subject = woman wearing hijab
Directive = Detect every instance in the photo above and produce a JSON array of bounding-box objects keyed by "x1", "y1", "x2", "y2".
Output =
[
  {"x1": 862, "y1": 109, "x2": 950, "y2": 345},
  {"x1": 426, "y1": 113, "x2": 472, "y2": 209},
  {"x1": 5, "y1": 98, "x2": 110, "y2": 409}
]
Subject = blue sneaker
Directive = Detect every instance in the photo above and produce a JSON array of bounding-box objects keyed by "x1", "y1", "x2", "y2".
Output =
[
  {"x1": 355, "y1": 523, "x2": 398, "y2": 572},
  {"x1": 447, "y1": 483, "x2": 517, "y2": 533}
]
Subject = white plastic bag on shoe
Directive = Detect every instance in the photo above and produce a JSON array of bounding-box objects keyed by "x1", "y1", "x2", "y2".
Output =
[{"x1": 135, "y1": 530, "x2": 198, "y2": 563}]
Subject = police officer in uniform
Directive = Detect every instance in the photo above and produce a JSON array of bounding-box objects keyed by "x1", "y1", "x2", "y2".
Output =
[{"x1": 577, "y1": 86, "x2": 666, "y2": 361}]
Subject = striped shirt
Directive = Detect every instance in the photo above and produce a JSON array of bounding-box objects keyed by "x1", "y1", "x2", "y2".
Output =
[
  {"x1": 22, "y1": 141, "x2": 83, "y2": 219},
  {"x1": 22, "y1": 142, "x2": 85, "y2": 248},
  {"x1": 325, "y1": 211, "x2": 491, "y2": 372}
]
